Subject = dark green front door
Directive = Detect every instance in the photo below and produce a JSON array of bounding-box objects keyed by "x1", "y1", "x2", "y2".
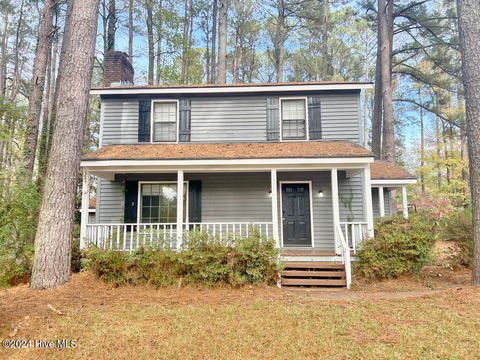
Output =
[{"x1": 282, "y1": 183, "x2": 312, "y2": 247}]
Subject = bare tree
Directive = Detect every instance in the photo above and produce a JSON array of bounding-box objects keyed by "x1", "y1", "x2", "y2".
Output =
[
  {"x1": 107, "y1": 0, "x2": 116, "y2": 51},
  {"x1": 146, "y1": 0, "x2": 154, "y2": 85},
  {"x1": 211, "y1": 0, "x2": 218, "y2": 83},
  {"x1": 457, "y1": 0, "x2": 480, "y2": 285},
  {"x1": 216, "y1": 0, "x2": 228, "y2": 84},
  {"x1": 24, "y1": 0, "x2": 57, "y2": 174},
  {"x1": 378, "y1": 0, "x2": 394, "y2": 162},
  {"x1": 30, "y1": 0, "x2": 100, "y2": 290},
  {"x1": 181, "y1": 0, "x2": 193, "y2": 84},
  {"x1": 273, "y1": 0, "x2": 286, "y2": 82},
  {"x1": 321, "y1": 0, "x2": 328, "y2": 80},
  {"x1": 127, "y1": 0, "x2": 133, "y2": 62}
]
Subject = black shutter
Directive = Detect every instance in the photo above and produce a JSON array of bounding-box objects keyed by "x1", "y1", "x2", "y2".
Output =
[
  {"x1": 138, "y1": 100, "x2": 151, "y2": 142},
  {"x1": 266, "y1": 97, "x2": 279, "y2": 141},
  {"x1": 179, "y1": 99, "x2": 191, "y2": 142},
  {"x1": 188, "y1": 180, "x2": 202, "y2": 222},
  {"x1": 124, "y1": 181, "x2": 138, "y2": 223},
  {"x1": 308, "y1": 96, "x2": 322, "y2": 140}
]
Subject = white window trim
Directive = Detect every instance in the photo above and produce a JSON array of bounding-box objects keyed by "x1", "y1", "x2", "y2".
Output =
[
  {"x1": 150, "y1": 99, "x2": 180, "y2": 144},
  {"x1": 278, "y1": 180, "x2": 315, "y2": 248},
  {"x1": 279, "y1": 97, "x2": 309, "y2": 142},
  {"x1": 137, "y1": 180, "x2": 189, "y2": 224}
]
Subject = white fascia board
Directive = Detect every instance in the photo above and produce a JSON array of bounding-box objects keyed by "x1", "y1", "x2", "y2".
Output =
[
  {"x1": 91, "y1": 83, "x2": 373, "y2": 96},
  {"x1": 81, "y1": 157, "x2": 374, "y2": 168},
  {"x1": 371, "y1": 179, "x2": 417, "y2": 186}
]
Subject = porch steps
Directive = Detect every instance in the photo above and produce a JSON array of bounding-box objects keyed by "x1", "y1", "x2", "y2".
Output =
[{"x1": 280, "y1": 261, "x2": 346, "y2": 288}]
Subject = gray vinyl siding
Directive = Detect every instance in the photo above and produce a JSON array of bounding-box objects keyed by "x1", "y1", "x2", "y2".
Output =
[
  {"x1": 96, "y1": 179, "x2": 124, "y2": 223},
  {"x1": 190, "y1": 97, "x2": 267, "y2": 142},
  {"x1": 319, "y1": 93, "x2": 360, "y2": 143},
  {"x1": 99, "y1": 92, "x2": 361, "y2": 144},
  {"x1": 372, "y1": 187, "x2": 393, "y2": 217},
  {"x1": 101, "y1": 99, "x2": 139, "y2": 145},
  {"x1": 338, "y1": 172, "x2": 364, "y2": 222}
]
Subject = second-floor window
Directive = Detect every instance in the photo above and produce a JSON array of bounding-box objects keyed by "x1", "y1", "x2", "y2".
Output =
[
  {"x1": 281, "y1": 98, "x2": 307, "y2": 140},
  {"x1": 152, "y1": 101, "x2": 178, "y2": 142}
]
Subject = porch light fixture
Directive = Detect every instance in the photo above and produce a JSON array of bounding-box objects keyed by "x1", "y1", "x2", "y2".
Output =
[
  {"x1": 317, "y1": 190, "x2": 324, "y2": 198},
  {"x1": 268, "y1": 189, "x2": 272, "y2": 197}
]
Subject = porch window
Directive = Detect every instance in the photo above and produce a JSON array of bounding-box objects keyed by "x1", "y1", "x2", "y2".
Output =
[
  {"x1": 152, "y1": 101, "x2": 177, "y2": 142},
  {"x1": 139, "y1": 183, "x2": 187, "y2": 223},
  {"x1": 281, "y1": 98, "x2": 307, "y2": 140}
]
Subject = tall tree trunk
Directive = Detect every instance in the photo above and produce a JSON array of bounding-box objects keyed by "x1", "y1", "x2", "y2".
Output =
[
  {"x1": 30, "y1": 0, "x2": 100, "y2": 290},
  {"x1": 321, "y1": 0, "x2": 329, "y2": 80},
  {"x1": 0, "y1": 12, "x2": 9, "y2": 98},
  {"x1": 378, "y1": 0, "x2": 394, "y2": 162},
  {"x1": 274, "y1": 0, "x2": 286, "y2": 83},
  {"x1": 155, "y1": 0, "x2": 163, "y2": 85},
  {"x1": 181, "y1": 0, "x2": 193, "y2": 84},
  {"x1": 128, "y1": 0, "x2": 133, "y2": 62},
  {"x1": 146, "y1": 0, "x2": 154, "y2": 85},
  {"x1": 211, "y1": 0, "x2": 217, "y2": 83},
  {"x1": 435, "y1": 115, "x2": 442, "y2": 189},
  {"x1": 10, "y1": 0, "x2": 25, "y2": 101},
  {"x1": 419, "y1": 90, "x2": 425, "y2": 195},
  {"x1": 457, "y1": 0, "x2": 480, "y2": 285},
  {"x1": 371, "y1": 33, "x2": 382, "y2": 158},
  {"x1": 24, "y1": 0, "x2": 57, "y2": 174},
  {"x1": 107, "y1": 0, "x2": 115, "y2": 51},
  {"x1": 38, "y1": 12, "x2": 59, "y2": 183},
  {"x1": 216, "y1": 0, "x2": 228, "y2": 84}
]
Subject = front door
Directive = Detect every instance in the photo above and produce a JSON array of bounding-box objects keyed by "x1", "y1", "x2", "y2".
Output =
[{"x1": 282, "y1": 183, "x2": 312, "y2": 247}]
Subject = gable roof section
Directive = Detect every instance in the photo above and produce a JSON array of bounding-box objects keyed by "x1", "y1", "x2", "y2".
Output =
[
  {"x1": 370, "y1": 160, "x2": 416, "y2": 180},
  {"x1": 91, "y1": 81, "x2": 372, "y2": 96},
  {"x1": 82, "y1": 141, "x2": 372, "y2": 161}
]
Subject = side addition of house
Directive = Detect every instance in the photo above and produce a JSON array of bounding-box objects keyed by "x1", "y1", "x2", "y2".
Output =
[{"x1": 80, "y1": 51, "x2": 416, "y2": 289}]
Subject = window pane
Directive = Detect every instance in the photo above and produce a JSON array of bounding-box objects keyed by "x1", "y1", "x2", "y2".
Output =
[
  {"x1": 281, "y1": 99, "x2": 306, "y2": 140},
  {"x1": 140, "y1": 183, "x2": 187, "y2": 223},
  {"x1": 153, "y1": 102, "x2": 177, "y2": 142}
]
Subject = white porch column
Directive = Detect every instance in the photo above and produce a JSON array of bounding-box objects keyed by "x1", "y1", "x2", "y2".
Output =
[
  {"x1": 270, "y1": 169, "x2": 280, "y2": 247},
  {"x1": 402, "y1": 186, "x2": 409, "y2": 219},
  {"x1": 363, "y1": 167, "x2": 374, "y2": 238},
  {"x1": 80, "y1": 170, "x2": 91, "y2": 250},
  {"x1": 378, "y1": 186, "x2": 385, "y2": 217},
  {"x1": 331, "y1": 168, "x2": 340, "y2": 253},
  {"x1": 176, "y1": 170, "x2": 184, "y2": 249}
]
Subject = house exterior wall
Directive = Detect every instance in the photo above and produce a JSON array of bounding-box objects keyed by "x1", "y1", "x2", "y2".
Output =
[
  {"x1": 372, "y1": 187, "x2": 393, "y2": 217},
  {"x1": 95, "y1": 171, "x2": 365, "y2": 251},
  {"x1": 101, "y1": 99, "x2": 139, "y2": 145},
  {"x1": 99, "y1": 92, "x2": 361, "y2": 145}
]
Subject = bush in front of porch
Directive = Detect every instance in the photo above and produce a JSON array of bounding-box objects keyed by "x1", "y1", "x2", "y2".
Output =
[
  {"x1": 354, "y1": 213, "x2": 437, "y2": 280},
  {"x1": 84, "y1": 230, "x2": 282, "y2": 288}
]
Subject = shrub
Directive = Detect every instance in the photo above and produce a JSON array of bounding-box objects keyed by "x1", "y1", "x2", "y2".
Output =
[
  {"x1": 354, "y1": 214, "x2": 437, "y2": 280},
  {"x1": 441, "y1": 208, "x2": 473, "y2": 267},
  {"x1": 84, "y1": 230, "x2": 281, "y2": 288}
]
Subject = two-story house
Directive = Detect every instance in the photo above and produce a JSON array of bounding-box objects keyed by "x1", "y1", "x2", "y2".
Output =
[{"x1": 79, "y1": 51, "x2": 416, "y2": 288}]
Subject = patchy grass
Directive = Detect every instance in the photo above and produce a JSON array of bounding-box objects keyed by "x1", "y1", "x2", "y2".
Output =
[{"x1": 0, "y1": 269, "x2": 479, "y2": 360}]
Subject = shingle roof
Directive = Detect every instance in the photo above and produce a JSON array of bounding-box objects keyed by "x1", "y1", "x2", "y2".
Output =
[
  {"x1": 82, "y1": 141, "x2": 372, "y2": 161},
  {"x1": 370, "y1": 160, "x2": 416, "y2": 180}
]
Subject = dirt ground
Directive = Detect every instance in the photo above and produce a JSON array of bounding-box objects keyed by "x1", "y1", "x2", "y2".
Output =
[{"x1": 0, "y1": 239, "x2": 477, "y2": 360}]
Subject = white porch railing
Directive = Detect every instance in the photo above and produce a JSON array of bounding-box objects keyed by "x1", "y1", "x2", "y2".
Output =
[
  {"x1": 334, "y1": 223, "x2": 351, "y2": 289},
  {"x1": 188, "y1": 222, "x2": 273, "y2": 240},
  {"x1": 339, "y1": 221, "x2": 369, "y2": 254},
  {"x1": 84, "y1": 222, "x2": 273, "y2": 251}
]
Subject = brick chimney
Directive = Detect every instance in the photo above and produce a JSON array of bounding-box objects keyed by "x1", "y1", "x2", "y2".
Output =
[{"x1": 103, "y1": 51, "x2": 134, "y2": 87}]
